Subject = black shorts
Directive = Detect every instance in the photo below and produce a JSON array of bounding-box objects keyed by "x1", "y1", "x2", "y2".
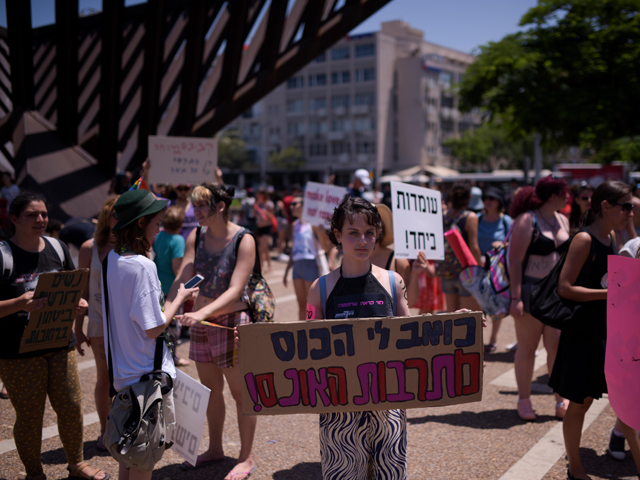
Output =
[{"x1": 256, "y1": 226, "x2": 272, "y2": 237}]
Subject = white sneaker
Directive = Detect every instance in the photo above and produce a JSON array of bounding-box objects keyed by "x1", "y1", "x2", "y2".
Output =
[
  {"x1": 506, "y1": 342, "x2": 518, "y2": 352},
  {"x1": 276, "y1": 253, "x2": 290, "y2": 262}
]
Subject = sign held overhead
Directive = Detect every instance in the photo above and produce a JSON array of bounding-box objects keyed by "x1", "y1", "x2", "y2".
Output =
[
  {"x1": 148, "y1": 135, "x2": 218, "y2": 186},
  {"x1": 301, "y1": 182, "x2": 347, "y2": 227}
]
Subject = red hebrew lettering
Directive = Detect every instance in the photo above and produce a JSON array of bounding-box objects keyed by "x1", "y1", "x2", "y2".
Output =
[
  {"x1": 299, "y1": 369, "x2": 310, "y2": 406},
  {"x1": 455, "y1": 349, "x2": 481, "y2": 396},
  {"x1": 378, "y1": 362, "x2": 386, "y2": 402},
  {"x1": 255, "y1": 373, "x2": 278, "y2": 408},
  {"x1": 327, "y1": 367, "x2": 348, "y2": 405}
]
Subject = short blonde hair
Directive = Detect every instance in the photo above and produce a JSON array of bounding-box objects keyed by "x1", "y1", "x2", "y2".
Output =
[{"x1": 191, "y1": 183, "x2": 235, "y2": 220}]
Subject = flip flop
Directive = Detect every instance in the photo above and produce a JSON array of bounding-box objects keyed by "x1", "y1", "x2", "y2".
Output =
[
  {"x1": 180, "y1": 457, "x2": 225, "y2": 471},
  {"x1": 228, "y1": 465, "x2": 257, "y2": 479}
]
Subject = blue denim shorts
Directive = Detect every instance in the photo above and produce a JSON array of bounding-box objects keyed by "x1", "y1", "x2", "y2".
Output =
[
  {"x1": 441, "y1": 277, "x2": 471, "y2": 297},
  {"x1": 292, "y1": 259, "x2": 320, "y2": 282}
]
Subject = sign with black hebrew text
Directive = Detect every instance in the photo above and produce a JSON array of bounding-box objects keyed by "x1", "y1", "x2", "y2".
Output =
[
  {"x1": 391, "y1": 181, "x2": 444, "y2": 260},
  {"x1": 19, "y1": 269, "x2": 89, "y2": 354},
  {"x1": 148, "y1": 135, "x2": 218, "y2": 186}
]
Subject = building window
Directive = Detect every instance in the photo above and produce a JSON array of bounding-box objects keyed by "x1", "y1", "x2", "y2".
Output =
[
  {"x1": 286, "y1": 99, "x2": 304, "y2": 113},
  {"x1": 355, "y1": 93, "x2": 375, "y2": 106},
  {"x1": 331, "y1": 95, "x2": 350, "y2": 109},
  {"x1": 356, "y1": 141, "x2": 376, "y2": 154},
  {"x1": 426, "y1": 97, "x2": 438, "y2": 107},
  {"x1": 331, "y1": 119, "x2": 351, "y2": 132},
  {"x1": 287, "y1": 121, "x2": 305, "y2": 136},
  {"x1": 425, "y1": 70, "x2": 439, "y2": 85},
  {"x1": 441, "y1": 120, "x2": 454, "y2": 133},
  {"x1": 309, "y1": 120, "x2": 328, "y2": 135},
  {"x1": 332, "y1": 142, "x2": 351, "y2": 155},
  {"x1": 308, "y1": 73, "x2": 327, "y2": 87},
  {"x1": 355, "y1": 43, "x2": 375, "y2": 58},
  {"x1": 440, "y1": 95, "x2": 454, "y2": 108},
  {"x1": 355, "y1": 117, "x2": 375, "y2": 131},
  {"x1": 426, "y1": 121, "x2": 437, "y2": 131},
  {"x1": 315, "y1": 52, "x2": 326, "y2": 62},
  {"x1": 331, "y1": 71, "x2": 351, "y2": 84},
  {"x1": 309, "y1": 97, "x2": 327, "y2": 111},
  {"x1": 331, "y1": 46, "x2": 350, "y2": 60},
  {"x1": 267, "y1": 105, "x2": 280, "y2": 114},
  {"x1": 287, "y1": 76, "x2": 304, "y2": 89},
  {"x1": 459, "y1": 121, "x2": 472, "y2": 133},
  {"x1": 309, "y1": 144, "x2": 327, "y2": 156},
  {"x1": 439, "y1": 71, "x2": 453, "y2": 87},
  {"x1": 355, "y1": 68, "x2": 375, "y2": 82}
]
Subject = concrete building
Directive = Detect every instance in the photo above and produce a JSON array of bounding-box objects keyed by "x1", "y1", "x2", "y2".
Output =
[{"x1": 226, "y1": 20, "x2": 480, "y2": 188}]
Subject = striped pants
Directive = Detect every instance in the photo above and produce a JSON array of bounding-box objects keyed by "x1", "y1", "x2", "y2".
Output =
[
  {"x1": 319, "y1": 409, "x2": 407, "y2": 480},
  {"x1": 0, "y1": 348, "x2": 83, "y2": 477}
]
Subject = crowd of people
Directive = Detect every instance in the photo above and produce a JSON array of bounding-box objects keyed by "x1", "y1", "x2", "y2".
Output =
[{"x1": 0, "y1": 167, "x2": 639, "y2": 480}]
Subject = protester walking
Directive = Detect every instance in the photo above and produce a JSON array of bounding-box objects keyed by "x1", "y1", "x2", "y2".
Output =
[
  {"x1": 283, "y1": 194, "x2": 333, "y2": 320},
  {"x1": 166, "y1": 183, "x2": 258, "y2": 479},
  {"x1": 0, "y1": 191, "x2": 108, "y2": 480},
  {"x1": 306, "y1": 196, "x2": 411, "y2": 480},
  {"x1": 569, "y1": 182, "x2": 594, "y2": 235},
  {"x1": 254, "y1": 188, "x2": 275, "y2": 273},
  {"x1": 477, "y1": 187, "x2": 513, "y2": 353},
  {"x1": 508, "y1": 175, "x2": 571, "y2": 421},
  {"x1": 74, "y1": 196, "x2": 119, "y2": 451},
  {"x1": 102, "y1": 189, "x2": 197, "y2": 480},
  {"x1": 549, "y1": 181, "x2": 640, "y2": 479},
  {"x1": 435, "y1": 181, "x2": 481, "y2": 311}
]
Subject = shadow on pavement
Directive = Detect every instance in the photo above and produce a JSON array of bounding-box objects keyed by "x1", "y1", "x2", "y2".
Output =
[
  {"x1": 40, "y1": 440, "x2": 112, "y2": 466},
  {"x1": 152, "y1": 458, "x2": 236, "y2": 479},
  {"x1": 484, "y1": 351, "x2": 516, "y2": 364},
  {"x1": 273, "y1": 461, "x2": 323, "y2": 480},
  {"x1": 407, "y1": 408, "x2": 558, "y2": 429},
  {"x1": 580, "y1": 447, "x2": 640, "y2": 480}
]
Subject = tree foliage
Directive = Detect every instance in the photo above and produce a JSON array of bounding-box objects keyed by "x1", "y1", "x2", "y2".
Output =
[
  {"x1": 458, "y1": 0, "x2": 640, "y2": 152},
  {"x1": 443, "y1": 123, "x2": 533, "y2": 171},
  {"x1": 217, "y1": 129, "x2": 252, "y2": 170},
  {"x1": 269, "y1": 145, "x2": 306, "y2": 170}
]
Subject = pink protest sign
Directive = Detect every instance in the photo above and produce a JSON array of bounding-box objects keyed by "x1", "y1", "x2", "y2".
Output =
[{"x1": 606, "y1": 255, "x2": 640, "y2": 430}]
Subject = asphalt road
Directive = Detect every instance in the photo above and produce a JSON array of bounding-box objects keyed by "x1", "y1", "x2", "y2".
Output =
[{"x1": 0, "y1": 257, "x2": 637, "y2": 480}]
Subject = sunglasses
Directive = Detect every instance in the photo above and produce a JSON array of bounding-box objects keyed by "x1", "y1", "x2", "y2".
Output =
[
  {"x1": 612, "y1": 201, "x2": 634, "y2": 213},
  {"x1": 579, "y1": 196, "x2": 591, "y2": 201},
  {"x1": 482, "y1": 196, "x2": 498, "y2": 202},
  {"x1": 291, "y1": 201, "x2": 303, "y2": 207},
  {"x1": 176, "y1": 186, "x2": 190, "y2": 191}
]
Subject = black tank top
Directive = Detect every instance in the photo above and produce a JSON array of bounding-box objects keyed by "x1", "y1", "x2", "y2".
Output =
[
  {"x1": 324, "y1": 265, "x2": 394, "y2": 320},
  {"x1": 527, "y1": 212, "x2": 570, "y2": 256}
]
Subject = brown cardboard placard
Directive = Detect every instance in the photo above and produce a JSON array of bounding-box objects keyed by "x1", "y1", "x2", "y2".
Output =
[
  {"x1": 239, "y1": 312, "x2": 483, "y2": 415},
  {"x1": 19, "y1": 269, "x2": 89, "y2": 354}
]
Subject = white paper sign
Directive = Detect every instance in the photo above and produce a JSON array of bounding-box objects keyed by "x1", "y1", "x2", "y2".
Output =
[
  {"x1": 391, "y1": 181, "x2": 444, "y2": 260},
  {"x1": 169, "y1": 370, "x2": 211, "y2": 466},
  {"x1": 148, "y1": 135, "x2": 218, "y2": 185},
  {"x1": 301, "y1": 182, "x2": 347, "y2": 227}
]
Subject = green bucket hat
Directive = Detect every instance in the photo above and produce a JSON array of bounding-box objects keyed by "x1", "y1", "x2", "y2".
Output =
[{"x1": 112, "y1": 189, "x2": 168, "y2": 231}]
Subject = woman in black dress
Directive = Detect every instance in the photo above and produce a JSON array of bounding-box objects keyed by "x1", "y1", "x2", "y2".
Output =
[{"x1": 552, "y1": 181, "x2": 640, "y2": 480}]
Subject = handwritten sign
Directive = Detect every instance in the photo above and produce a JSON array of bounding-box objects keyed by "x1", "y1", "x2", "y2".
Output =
[
  {"x1": 19, "y1": 269, "x2": 89, "y2": 354},
  {"x1": 148, "y1": 135, "x2": 217, "y2": 185},
  {"x1": 606, "y1": 256, "x2": 640, "y2": 430},
  {"x1": 239, "y1": 312, "x2": 483, "y2": 415},
  {"x1": 168, "y1": 370, "x2": 211, "y2": 466},
  {"x1": 391, "y1": 181, "x2": 444, "y2": 260},
  {"x1": 301, "y1": 182, "x2": 347, "y2": 227}
]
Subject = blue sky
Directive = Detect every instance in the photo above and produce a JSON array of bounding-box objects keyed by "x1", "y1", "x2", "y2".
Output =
[{"x1": 2, "y1": 0, "x2": 539, "y2": 54}]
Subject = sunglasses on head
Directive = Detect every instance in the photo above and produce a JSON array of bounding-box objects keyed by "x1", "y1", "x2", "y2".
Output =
[{"x1": 612, "y1": 201, "x2": 634, "y2": 213}]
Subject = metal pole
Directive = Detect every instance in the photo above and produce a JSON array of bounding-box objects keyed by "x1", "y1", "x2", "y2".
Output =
[{"x1": 534, "y1": 132, "x2": 543, "y2": 184}]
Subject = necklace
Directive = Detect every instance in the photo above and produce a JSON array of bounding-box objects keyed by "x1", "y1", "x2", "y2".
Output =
[{"x1": 538, "y1": 211, "x2": 558, "y2": 230}]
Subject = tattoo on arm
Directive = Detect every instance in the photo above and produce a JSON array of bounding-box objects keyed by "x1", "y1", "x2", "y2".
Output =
[{"x1": 399, "y1": 278, "x2": 408, "y2": 301}]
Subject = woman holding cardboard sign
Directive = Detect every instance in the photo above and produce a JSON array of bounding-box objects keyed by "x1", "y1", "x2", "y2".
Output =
[
  {"x1": 307, "y1": 196, "x2": 411, "y2": 480},
  {"x1": 0, "y1": 191, "x2": 108, "y2": 480}
]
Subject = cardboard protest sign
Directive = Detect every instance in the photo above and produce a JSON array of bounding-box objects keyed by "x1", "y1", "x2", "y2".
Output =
[
  {"x1": 169, "y1": 370, "x2": 211, "y2": 466},
  {"x1": 19, "y1": 269, "x2": 89, "y2": 354},
  {"x1": 391, "y1": 181, "x2": 444, "y2": 260},
  {"x1": 148, "y1": 135, "x2": 217, "y2": 185},
  {"x1": 606, "y1": 255, "x2": 640, "y2": 430},
  {"x1": 239, "y1": 312, "x2": 483, "y2": 415},
  {"x1": 301, "y1": 182, "x2": 347, "y2": 227}
]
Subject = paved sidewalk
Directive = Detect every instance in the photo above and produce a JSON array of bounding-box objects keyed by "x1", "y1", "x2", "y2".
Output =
[{"x1": 0, "y1": 258, "x2": 637, "y2": 479}]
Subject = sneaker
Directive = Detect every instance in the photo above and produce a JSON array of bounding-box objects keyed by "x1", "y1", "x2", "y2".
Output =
[
  {"x1": 276, "y1": 253, "x2": 290, "y2": 262},
  {"x1": 506, "y1": 342, "x2": 518, "y2": 352},
  {"x1": 607, "y1": 428, "x2": 626, "y2": 461}
]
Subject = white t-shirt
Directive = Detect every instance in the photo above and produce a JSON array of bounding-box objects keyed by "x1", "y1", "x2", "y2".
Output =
[
  {"x1": 102, "y1": 250, "x2": 176, "y2": 391},
  {"x1": 619, "y1": 237, "x2": 640, "y2": 258}
]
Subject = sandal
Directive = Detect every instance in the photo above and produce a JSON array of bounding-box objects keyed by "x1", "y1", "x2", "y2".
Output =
[
  {"x1": 517, "y1": 398, "x2": 536, "y2": 422},
  {"x1": 228, "y1": 465, "x2": 257, "y2": 479},
  {"x1": 484, "y1": 343, "x2": 497, "y2": 353},
  {"x1": 67, "y1": 462, "x2": 110, "y2": 480},
  {"x1": 556, "y1": 401, "x2": 568, "y2": 420}
]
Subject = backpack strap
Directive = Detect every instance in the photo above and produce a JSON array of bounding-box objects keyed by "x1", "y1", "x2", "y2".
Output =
[
  {"x1": 43, "y1": 236, "x2": 66, "y2": 267},
  {"x1": 387, "y1": 270, "x2": 397, "y2": 316},
  {"x1": 319, "y1": 275, "x2": 327, "y2": 317},
  {"x1": 234, "y1": 229, "x2": 261, "y2": 274},
  {"x1": 0, "y1": 240, "x2": 13, "y2": 282}
]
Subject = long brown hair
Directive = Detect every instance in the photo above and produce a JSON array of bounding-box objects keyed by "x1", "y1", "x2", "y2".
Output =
[
  {"x1": 114, "y1": 211, "x2": 160, "y2": 256},
  {"x1": 94, "y1": 196, "x2": 119, "y2": 254}
]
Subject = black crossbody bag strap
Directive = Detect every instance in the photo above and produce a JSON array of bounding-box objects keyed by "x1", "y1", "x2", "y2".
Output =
[{"x1": 102, "y1": 254, "x2": 164, "y2": 398}]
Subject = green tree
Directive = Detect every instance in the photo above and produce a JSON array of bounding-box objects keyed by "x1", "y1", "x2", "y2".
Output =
[
  {"x1": 458, "y1": 0, "x2": 640, "y2": 153},
  {"x1": 269, "y1": 145, "x2": 306, "y2": 170},
  {"x1": 443, "y1": 123, "x2": 533, "y2": 171},
  {"x1": 217, "y1": 129, "x2": 252, "y2": 170}
]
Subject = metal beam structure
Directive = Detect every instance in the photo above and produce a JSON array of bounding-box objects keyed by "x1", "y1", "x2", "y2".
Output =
[{"x1": 0, "y1": 0, "x2": 392, "y2": 176}]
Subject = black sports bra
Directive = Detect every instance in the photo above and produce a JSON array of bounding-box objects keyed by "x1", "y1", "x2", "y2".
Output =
[{"x1": 527, "y1": 212, "x2": 569, "y2": 256}]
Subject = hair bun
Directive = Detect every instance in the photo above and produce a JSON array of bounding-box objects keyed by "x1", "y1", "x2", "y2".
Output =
[{"x1": 225, "y1": 185, "x2": 236, "y2": 198}]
